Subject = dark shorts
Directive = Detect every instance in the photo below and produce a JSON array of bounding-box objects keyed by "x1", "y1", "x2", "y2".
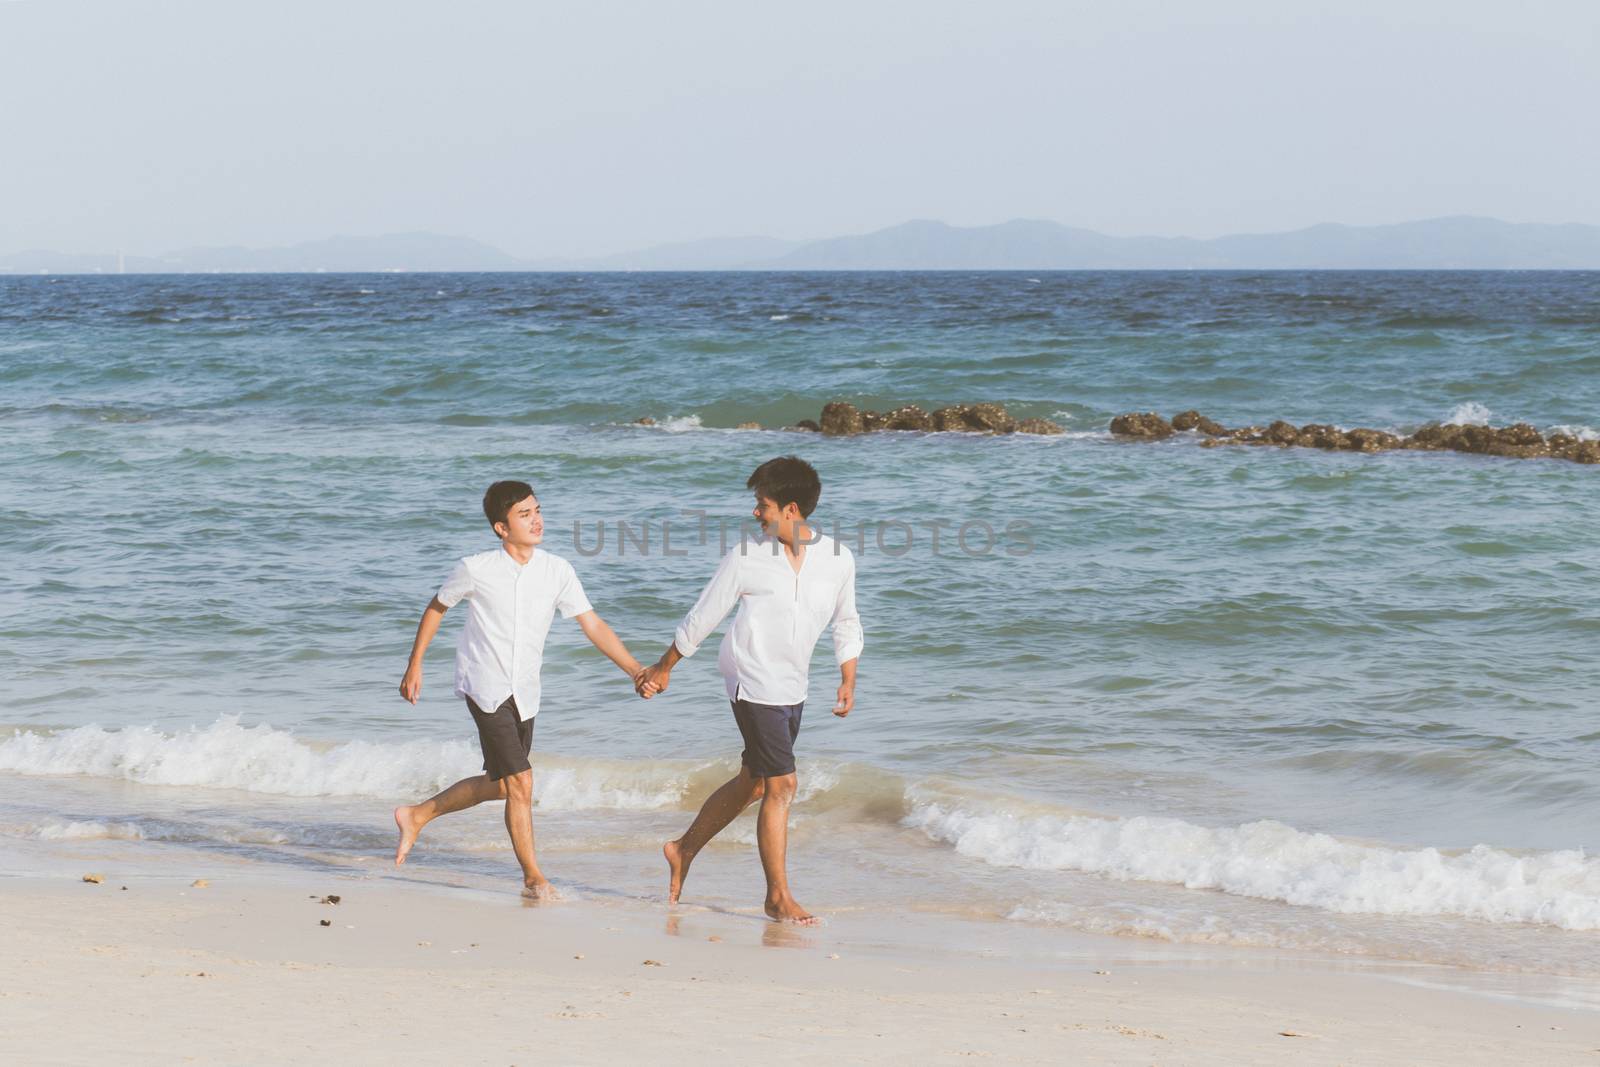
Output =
[
  {"x1": 731, "y1": 697, "x2": 804, "y2": 779},
  {"x1": 466, "y1": 696, "x2": 534, "y2": 781}
]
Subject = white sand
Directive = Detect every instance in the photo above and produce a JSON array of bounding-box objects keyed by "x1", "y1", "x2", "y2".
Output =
[{"x1": 4, "y1": 874, "x2": 1598, "y2": 1066}]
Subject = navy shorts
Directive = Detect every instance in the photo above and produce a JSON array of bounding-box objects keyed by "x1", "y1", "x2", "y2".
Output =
[
  {"x1": 731, "y1": 698, "x2": 804, "y2": 778},
  {"x1": 466, "y1": 696, "x2": 534, "y2": 781}
]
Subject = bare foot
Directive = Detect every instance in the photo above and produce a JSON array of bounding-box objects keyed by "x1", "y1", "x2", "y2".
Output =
[
  {"x1": 664, "y1": 839, "x2": 694, "y2": 904},
  {"x1": 521, "y1": 880, "x2": 561, "y2": 902},
  {"x1": 764, "y1": 896, "x2": 819, "y2": 926},
  {"x1": 393, "y1": 805, "x2": 421, "y2": 866}
]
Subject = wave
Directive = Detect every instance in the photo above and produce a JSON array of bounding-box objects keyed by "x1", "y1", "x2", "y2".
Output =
[
  {"x1": 10, "y1": 718, "x2": 1600, "y2": 933},
  {"x1": 904, "y1": 795, "x2": 1600, "y2": 932},
  {"x1": 1550, "y1": 424, "x2": 1600, "y2": 442},
  {"x1": 1444, "y1": 401, "x2": 1493, "y2": 426},
  {"x1": 0, "y1": 718, "x2": 713, "y2": 810}
]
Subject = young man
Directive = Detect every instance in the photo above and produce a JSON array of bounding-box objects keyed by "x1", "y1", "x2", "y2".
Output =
[
  {"x1": 394, "y1": 480, "x2": 647, "y2": 899},
  {"x1": 638, "y1": 456, "x2": 863, "y2": 925}
]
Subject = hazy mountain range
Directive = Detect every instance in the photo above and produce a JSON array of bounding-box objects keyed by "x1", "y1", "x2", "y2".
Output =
[{"x1": 6, "y1": 216, "x2": 1600, "y2": 273}]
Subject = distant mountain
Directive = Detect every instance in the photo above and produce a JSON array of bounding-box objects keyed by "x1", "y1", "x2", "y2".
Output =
[
  {"x1": 5, "y1": 216, "x2": 1600, "y2": 273},
  {"x1": 524, "y1": 235, "x2": 802, "y2": 271},
  {"x1": 746, "y1": 216, "x2": 1600, "y2": 270},
  {"x1": 161, "y1": 232, "x2": 524, "y2": 272}
]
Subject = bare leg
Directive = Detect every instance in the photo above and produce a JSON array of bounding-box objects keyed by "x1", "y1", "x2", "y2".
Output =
[
  {"x1": 757, "y1": 773, "x2": 816, "y2": 925},
  {"x1": 503, "y1": 770, "x2": 556, "y2": 899},
  {"x1": 394, "y1": 773, "x2": 507, "y2": 865},
  {"x1": 664, "y1": 766, "x2": 765, "y2": 903}
]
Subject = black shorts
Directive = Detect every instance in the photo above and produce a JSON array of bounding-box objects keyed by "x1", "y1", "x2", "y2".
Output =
[
  {"x1": 731, "y1": 698, "x2": 804, "y2": 778},
  {"x1": 467, "y1": 696, "x2": 534, "y2": 781}
]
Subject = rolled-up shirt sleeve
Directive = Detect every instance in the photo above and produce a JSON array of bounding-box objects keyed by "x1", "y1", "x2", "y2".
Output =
[
  {"x1": 673, "y1": 549, "x2": 744, "y2": 657},
  {"x1": 436, "y1": 559, "x2": 473, "y2": 607},
  {"x1": 830, "y1": 553, "x2": 864, "y2": 665}
]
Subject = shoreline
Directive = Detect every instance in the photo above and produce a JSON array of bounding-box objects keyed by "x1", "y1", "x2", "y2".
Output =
[{"x1": 5, "y1": 870, "x2": 1598, "y2": 1065}]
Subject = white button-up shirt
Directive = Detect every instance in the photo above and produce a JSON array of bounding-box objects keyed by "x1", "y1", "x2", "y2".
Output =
[
  {"x1": 673, "y1": 532, "x2": 863, "y2": 705},
  {"x1": 436, "y1": 548, "x2": 593, "y2": 721}
]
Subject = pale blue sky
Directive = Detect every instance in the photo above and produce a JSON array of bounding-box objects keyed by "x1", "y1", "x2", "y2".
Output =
[{"x1": 3, "y1": 0, "x2": 1596, "y2": 257}]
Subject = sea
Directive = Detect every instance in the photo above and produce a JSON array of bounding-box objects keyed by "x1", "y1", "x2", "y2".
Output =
[{"x1": 3, "y1": 271, "x2": 1598, "y2": 993}]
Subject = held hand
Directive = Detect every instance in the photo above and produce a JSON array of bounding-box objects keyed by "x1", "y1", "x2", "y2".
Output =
[
  {"x1": 399, "y1": 666, "x2": 422, "y2": 705},
  {"x1": 833, "y1": 681, "x2": 855, "y2": 717},
  {"x1": 636, "y1": 663, "x2": 670, "y2": 699}
]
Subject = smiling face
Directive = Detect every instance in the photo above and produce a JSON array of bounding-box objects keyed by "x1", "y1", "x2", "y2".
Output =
[
  {"x1": 494, "y1": 495, "x2": 543, "y2": 549},
  {"x1": 752, "y1": 493, "x2": 804, "y2": 545}
]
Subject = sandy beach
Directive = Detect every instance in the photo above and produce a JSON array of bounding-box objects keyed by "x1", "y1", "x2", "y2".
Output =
[{"x1": 4, "y1": 871, "x2": 1597, "y2": 1066}]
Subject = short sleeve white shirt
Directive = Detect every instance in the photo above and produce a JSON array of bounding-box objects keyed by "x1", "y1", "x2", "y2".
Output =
[{"x1": 436, "y1": 547, "x2": 593, "y2": 721}]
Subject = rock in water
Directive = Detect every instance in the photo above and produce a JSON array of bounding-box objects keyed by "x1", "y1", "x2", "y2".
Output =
[
  {"x1": 820, "y1": 401, "x2": 865, "y2": 436},
  {"x1": 789, "y1": 419, "x2": 821, "y2": 432},
  {"x1": 1109, "y1": 412, "x2": 1174, "y2": 439},
  {"x1": 882, "y1": 405, "x2": 934, "y2": 432},
  {"x1": 965, "y1": 403, "x2": 1018, "y2": 433},
  {"x1": 1016, "y1": 417, "x2": 1064, "y2": 435}
]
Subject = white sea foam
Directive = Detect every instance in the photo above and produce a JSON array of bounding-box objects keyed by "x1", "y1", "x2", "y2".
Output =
[
  {"x1": 639, "y1": 414, "x2": 704, "y2": 432},
  {"x1": 905, "y1": 797, "x2": 1600, "y2": 931},
  {"x1": 0, "y1": 718, "x2": 696, "y2": 810},
  {"x1": 1444, "y1": 401, "x2": 1493, "y2": 426},
  {"x1": 1550, "y1": 424, "x2": 1600, "y2": 442},
  {"x1": 769, "y1": 313, "x2": 791, "y2": 321}
]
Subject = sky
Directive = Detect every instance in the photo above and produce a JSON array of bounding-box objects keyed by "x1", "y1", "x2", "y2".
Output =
[{"x1": 3, "y1": 0, "x2": 1597, "y2": 258}]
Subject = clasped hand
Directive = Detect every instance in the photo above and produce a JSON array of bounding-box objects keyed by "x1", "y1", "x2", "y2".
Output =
[{"x1": 633, "y1": 662, "x2": 668, "y2": 699}]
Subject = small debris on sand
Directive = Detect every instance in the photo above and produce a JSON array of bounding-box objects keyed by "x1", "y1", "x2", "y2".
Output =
[
  {"x1": 319, "y1": 894, "x2": 341, "y2": 905},
  {"x1": 707, "y1": 936, "x2": 722, "y2": 943},
  {"x1": 318, "y1": 919, "x2": 332, "y2": 927},
  {"x1": 191, "y1": 879, "x2": 209, "y2": 888},
  {"x1": 827, "y1": 953, "x2": 840, "y2": 960},
  {"x1": 416, "y1": 941, "x2": 431, "y2": 947},
  {"x1": 573, "y1": 954, "x2": 584, "y2": 960},
  {"x1": 1279, "y1": 1030, "x2": 1309, "y2": 1038},
  {"x1": 82, "y1": 873, "x2": 104, "y2": 884},
  {"x1": 642, "y1": 959, "x2": 663, "y2": 966}
]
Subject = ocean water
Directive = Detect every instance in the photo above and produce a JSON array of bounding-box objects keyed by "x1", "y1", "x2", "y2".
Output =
[{"x1": 3, "y1": 271, "x2": 1599, "y2": 980}]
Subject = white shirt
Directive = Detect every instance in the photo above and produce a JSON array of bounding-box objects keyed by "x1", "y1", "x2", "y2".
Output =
[
  {"x1": 436, "y1": 547, "x2": 593, "y2": 721},
  {"x1": 673, "y1": 532, "x2": 864, "y2": 705}
]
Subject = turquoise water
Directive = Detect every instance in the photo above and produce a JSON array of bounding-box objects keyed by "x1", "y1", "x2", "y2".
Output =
[{"x1": 3, "y1": 271, "x2": 1598, "y2": 975}]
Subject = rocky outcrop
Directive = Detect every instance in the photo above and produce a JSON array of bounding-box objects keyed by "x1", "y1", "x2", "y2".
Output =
[
  {"x1": 805, "y1": 400, "x2": 1059, "y2": 436},
  {"x1": 1119, "y1": 409, "x2": 1598, "y2": 465},
  {"x1": 820, "y1": 401, "x2": 867, "y2": 436},
  {"x1": 1016, "y1": 417, "x2": 1065, "y2": 435},
  {"x1": 1108, "y1": 412, "x2": 1174, "y2": 439}
]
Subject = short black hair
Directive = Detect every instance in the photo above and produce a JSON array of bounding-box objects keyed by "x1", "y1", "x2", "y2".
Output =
[
  {"x1": 483, "y1": 480, "x2": 535, "y2": 530},
  {"x1": 746, "y1": 456, "x2": 821, "y2": 518}
]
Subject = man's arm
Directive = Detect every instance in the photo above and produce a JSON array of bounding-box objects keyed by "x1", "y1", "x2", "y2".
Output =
[
  {"x1": 830, "y1": 554, "x2": 864, "y2": 717},
  {"x1": 637, "y1": 550, "x2": 743, "y2": 697},
  {"x1": 399, "y1": 597, "x2": 449, "y2": 704},
  {"x1": 834, "y1": 656, "x2": 858, "y2": 717},
  {"x1": 574, "y1": 610, "x2": 647, "y2": 686}
]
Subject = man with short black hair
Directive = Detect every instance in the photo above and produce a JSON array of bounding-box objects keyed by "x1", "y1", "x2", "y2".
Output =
[
  {"x1": 639, "y1": 456, "x2": 863, "y2": 924},
  {"x1": 393, "y1": 481, "x2": 648, "y2": 898}
]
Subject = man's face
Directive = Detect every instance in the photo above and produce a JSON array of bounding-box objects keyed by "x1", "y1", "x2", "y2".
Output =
[
  {"x1": 496, "y1": 495, "x2": 543, "y2": 547},
  {"x1": 752, "y1": 494, "x2": 801, "y2": 539}
]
